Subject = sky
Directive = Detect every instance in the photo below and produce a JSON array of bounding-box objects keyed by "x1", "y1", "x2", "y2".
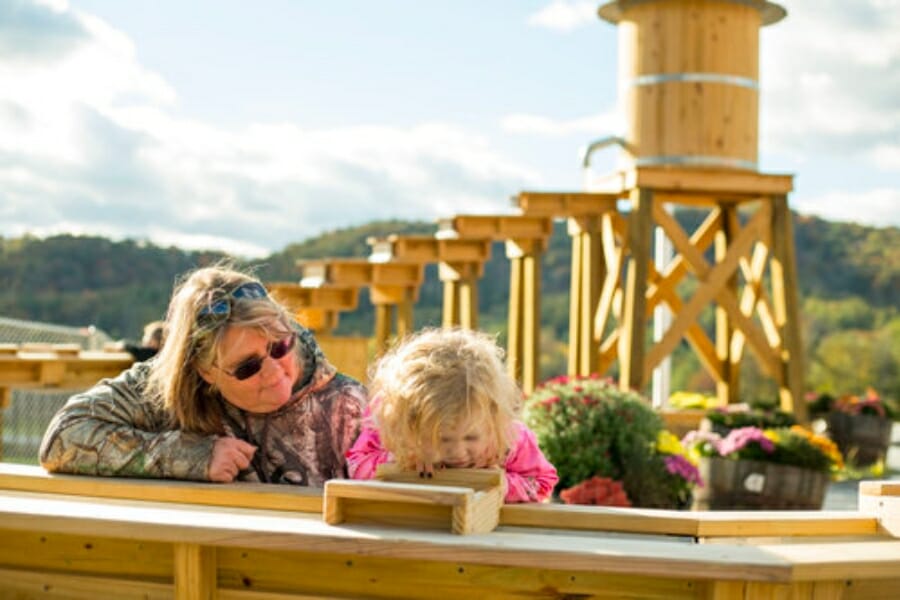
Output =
[{"x1": 2, "y1": 0, "x2": 898, "y2": 258}]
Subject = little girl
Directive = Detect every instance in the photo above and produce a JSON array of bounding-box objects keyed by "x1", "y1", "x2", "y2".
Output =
[{"x1": 346, "y1": 328, "x2": 558, "y2": 503}]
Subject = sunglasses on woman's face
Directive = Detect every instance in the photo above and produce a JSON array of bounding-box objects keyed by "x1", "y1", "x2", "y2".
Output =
[{"x1": 219, "y1": 333, "x2": 296, "y2": 381}]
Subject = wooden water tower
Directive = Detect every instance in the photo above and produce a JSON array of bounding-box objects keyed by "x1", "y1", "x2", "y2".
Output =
[
  {"x1": 585, "y1": 0, "x2": 806, "y2": 418},
  {"x1": 600, "y1": 0, "x2": 786, "y2": 171}
]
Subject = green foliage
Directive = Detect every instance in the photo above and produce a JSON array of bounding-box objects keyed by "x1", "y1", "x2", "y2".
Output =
[
  {"x1": 0, "y1": 212, "x2": 897, "y2": 399},
  {"x1": 524, "y1": 375, "x2": 695, "y2": 508},
  {"x1": 524, "y1": 375, "x2": 662, "y2": 490},
  {"x1": 704, "y1": 407, "x2": 796, "y2": 433}
]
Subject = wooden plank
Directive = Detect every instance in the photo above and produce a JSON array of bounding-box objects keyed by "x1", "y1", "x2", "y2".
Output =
[
  {"x1": 174, "y1": 543, "x2": 216, "y2": 600},
  {"x1": 567, "y1": 229, "x2": 584, "y2": 375},
  {"x1": 620, "y1": 187, "x2": 653, "y2": 390},
  {"x1": 0, "y1": 567, "x2": 172, "y2": 600},
  {"x1": 0, "y1": 463, "x2": 323, "y2": 513},
  {"x1": 267, "y1": 283, "x2": 359, "y2": 311},
  {"x1": 215, "y1": 546, "x2": 700, "y2": 600},
  {"x1": 0, "y1": 528, "x2": 173, "y2": 579},
  {"x1": 771, "y1": 195, "x2": 807, "y2": 420},
  {"x1": 608, "y1": 167, "x2": 795, "y2": 196},
  {"x1": 437, "y1": 215, "x2": 552, "y2": 241},
  {"x1": 506, "y1": 257, "x2": 523, "y2": 382},
  {"x1": 521, "y1": 252, "x2": 541, "y2": 395},
  {"x1": 715, "y1": 205, "x2": 741, "y2": 405},
  {"x1": 514, "y1": 191, "x2": 621, "y2": 216}
]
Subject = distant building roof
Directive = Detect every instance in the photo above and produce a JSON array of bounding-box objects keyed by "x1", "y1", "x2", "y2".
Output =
[{"x1": 0, "y1": 316, "x2": 112, "y2": 349}]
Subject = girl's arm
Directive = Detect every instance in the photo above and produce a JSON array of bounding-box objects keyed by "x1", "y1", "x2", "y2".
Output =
[
  {"x1": 344, "y1": 410, "x2": 392, "y2": 479},
  {"x1": 502, "y1": 422, "x2": 559, "y2": 503}
]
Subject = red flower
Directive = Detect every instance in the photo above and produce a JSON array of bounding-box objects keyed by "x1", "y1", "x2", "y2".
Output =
[{"x1": 560, "y1": 476, "x2": 632, "y2": 507}]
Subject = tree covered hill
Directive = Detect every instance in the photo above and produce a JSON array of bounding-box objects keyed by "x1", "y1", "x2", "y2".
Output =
[{"x1": 0, "y1": 212, "x2": 897, "y2": 399}]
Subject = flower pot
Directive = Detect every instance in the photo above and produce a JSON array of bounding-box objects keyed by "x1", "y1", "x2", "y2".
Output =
[
  {"x1": 692, "y1": 457, "x2": 829, "y2": 510},
  {"x1": 826, "y1": 412, "x2": 892, "y2": 467}
]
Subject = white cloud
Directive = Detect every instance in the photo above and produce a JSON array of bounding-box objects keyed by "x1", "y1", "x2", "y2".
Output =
[
  {"x1": 527, "y1": 1, "x2": 596, "y2": 33},
  {"x1": 501, "y1": 109, "x2": 623, "y2": 137},
  {"x1": 0, "y1": 1, "x2": 540, "y2": 257},
  {"x1": 760, "y1": 0, "x2": 900, "y2": 163},
  {"x1": 792, "y1": 188, "x2": 900, "y2": 228}
]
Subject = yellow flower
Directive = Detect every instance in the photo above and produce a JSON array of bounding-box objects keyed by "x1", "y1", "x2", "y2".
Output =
[
  {"x1": 657, "y1": 430, "x2": 693, "y2": 461},
  {"x1": 790, "y1": 425, "x2": 844, "y2": 470},
  {"x1": 668, "y1": 391, "x2": 720, "y2": 410}
]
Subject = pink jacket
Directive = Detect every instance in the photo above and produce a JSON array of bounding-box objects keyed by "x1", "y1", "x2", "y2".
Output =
[{"x1": 346, "y1": 416, "x2": 558, "y2": 503}]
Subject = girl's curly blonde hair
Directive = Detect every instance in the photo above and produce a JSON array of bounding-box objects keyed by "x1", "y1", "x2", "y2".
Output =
[{"x1": 369, "y1": 327, "x2": 521, "y2": 469}]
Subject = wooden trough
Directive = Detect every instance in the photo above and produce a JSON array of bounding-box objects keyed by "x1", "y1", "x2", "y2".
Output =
[{"x1": 2, "y1": 463, "x2": 900, "y2": 599}]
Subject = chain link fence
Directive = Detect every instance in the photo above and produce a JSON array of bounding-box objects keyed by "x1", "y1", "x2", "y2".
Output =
[
  {"x1": 1, "y1": 389, "x2": 81, "y2": 464},
  {"x1": 0, "y1": 316, "x2": 113, "y2": 464}
]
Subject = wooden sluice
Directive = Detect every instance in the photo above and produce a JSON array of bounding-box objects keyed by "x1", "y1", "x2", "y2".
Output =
[{"x1": 2, "y1": 463, "x2": 900, "y2": 599}]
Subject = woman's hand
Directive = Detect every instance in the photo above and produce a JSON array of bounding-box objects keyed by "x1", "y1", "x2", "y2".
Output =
[{"x1": 208, "y1": 437, "x2": 257, "y2": 482}]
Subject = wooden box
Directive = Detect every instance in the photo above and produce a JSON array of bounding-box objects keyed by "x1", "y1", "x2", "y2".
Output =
[{"x1": 324, "y1": 466, "x2": 504, "y2": 534}]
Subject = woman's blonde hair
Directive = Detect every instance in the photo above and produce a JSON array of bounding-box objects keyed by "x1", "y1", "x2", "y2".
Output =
[
  {"x1": 370, "y1": 327, "x2": 521, "y2": 469},
  {"x1": 146, "y1": 262, "x2": 295, "y2": 434}
]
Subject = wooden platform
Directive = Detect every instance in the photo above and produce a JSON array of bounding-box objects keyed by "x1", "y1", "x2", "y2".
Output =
[{"x1": 2, "y1": 464, "x2": 900, "y2": 599}]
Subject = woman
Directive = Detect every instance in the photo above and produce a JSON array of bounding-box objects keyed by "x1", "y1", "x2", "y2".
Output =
[{"x1": 39, "y1": 264, "x2": 367, "y2": 485}]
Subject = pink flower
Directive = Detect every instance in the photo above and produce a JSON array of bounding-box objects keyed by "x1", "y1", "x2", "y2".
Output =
[{"x1": 718, "y1": 427, "x2": 774, "y2": 456}]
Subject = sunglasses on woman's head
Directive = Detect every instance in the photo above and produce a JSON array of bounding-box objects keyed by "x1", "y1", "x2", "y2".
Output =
[
  {"x1": 219, "y1": 333, "x2": 296, "y2": 381},
  {"x1": 198, "y1": 281, "x2": 269, "y2": 320}
]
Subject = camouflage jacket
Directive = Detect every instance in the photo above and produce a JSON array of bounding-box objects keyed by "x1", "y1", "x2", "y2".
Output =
[{"x1": 39, "y1": 327, "x2": 367, "y2": 486}]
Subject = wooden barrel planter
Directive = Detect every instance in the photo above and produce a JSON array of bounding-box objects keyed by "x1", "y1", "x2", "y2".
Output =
[
  {"x1": 826, "y1": 412, "x2": 893, "y2": 467},
  {"x1": 693, "y1": 457, "x2": 829, "y2": 510}
]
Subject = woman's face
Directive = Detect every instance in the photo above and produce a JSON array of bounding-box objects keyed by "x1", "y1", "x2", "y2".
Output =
[{"x1": 200, "y1": 325, "x2": 300, "y2": 414}]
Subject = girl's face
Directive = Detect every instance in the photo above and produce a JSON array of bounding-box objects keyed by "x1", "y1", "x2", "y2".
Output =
[
  {"x1": 199, "y1": 325, "x2": 300, "y2": 414},
  {"x1": 433, "y1": 414, "x2": 495, "y2": 469}
]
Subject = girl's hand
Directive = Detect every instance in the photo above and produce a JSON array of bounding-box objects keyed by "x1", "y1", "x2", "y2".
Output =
[
  {"x1": 209, "y1": 437, "x2": 257, "y2": 482},
  {"x1": 412, "y1": 449, "x2": 439, "y2": 478}
]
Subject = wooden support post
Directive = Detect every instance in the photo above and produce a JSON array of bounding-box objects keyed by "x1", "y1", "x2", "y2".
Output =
[
  {"x1": 522, "y1": 251, "x2": 541, "y2": 394},
  {"x1": 0, "y1": 387, "x2": 9, "y2": 461},
  {"x1": 579, "y1": 220, "x2": 603, "y2": 377},
  {"x1": 458, "y1": 278, "x2": 478, "y2": 330},
  {"x1": 442, "y1": 280, "x2": 459, "y2": 328},
  {"x1": 174, "y1": 543, "x2": 216, "y2": 600},
  {"x1": 566, "y1": 217, "x2": 604, "y2": 377},
  {"x1": 374, "y1": 304, "x2": 394, "y2": 356},
  {"x1": 505, "y1": 239, "x2": 543, "y2": 393},
  {"x1": 567, "y1": 227, "x2": 584, "y2": 376},
  {"x1": 620, "y1": 187, "x2": 652, "y2": 391},
  {"x1": 397, "y1": 291, "x2": 414, "y2": 339},
  {"x1": 715, "y1": 204, "x2": 741, "y2": 405},
  {"x1": 507, "y1": 256, "x2": 523, "y2": 383},
  {"x1": 771, "y1": 195, "x2": 807, "y2": 421}
]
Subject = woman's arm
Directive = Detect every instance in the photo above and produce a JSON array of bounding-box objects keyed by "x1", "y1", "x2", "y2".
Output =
[
  {"x1": 39, "y1": 363, "x2": 216, "y2": 480},
  {"x1": 503, "y1": 422, "x2": 559, "y2": 503}
]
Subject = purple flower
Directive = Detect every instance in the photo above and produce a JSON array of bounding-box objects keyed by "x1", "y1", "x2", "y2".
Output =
[
  {"x1": 664, "y1": 454, "x2": 704, "y2": 487},
  {"x1": 718, "y1": 426, "x2": 774, "y2": 456}
]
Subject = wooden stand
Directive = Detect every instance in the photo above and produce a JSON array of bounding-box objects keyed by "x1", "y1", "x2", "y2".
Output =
[
  {"x1": 368, "y1": 234, "x2": 492, "y2": 331},
  {"x1": 297, "y1": 259, "x2": 424, "y2": 355},
  {"x1": 324, "y1": 467, "x2": 503, "y2": 535},
  {"x1": 589, "y1": 167, "x2": 806, "y2": 419},
  {"x1": 515, "y1": 192, "x2": 620, "y2": 378}
]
